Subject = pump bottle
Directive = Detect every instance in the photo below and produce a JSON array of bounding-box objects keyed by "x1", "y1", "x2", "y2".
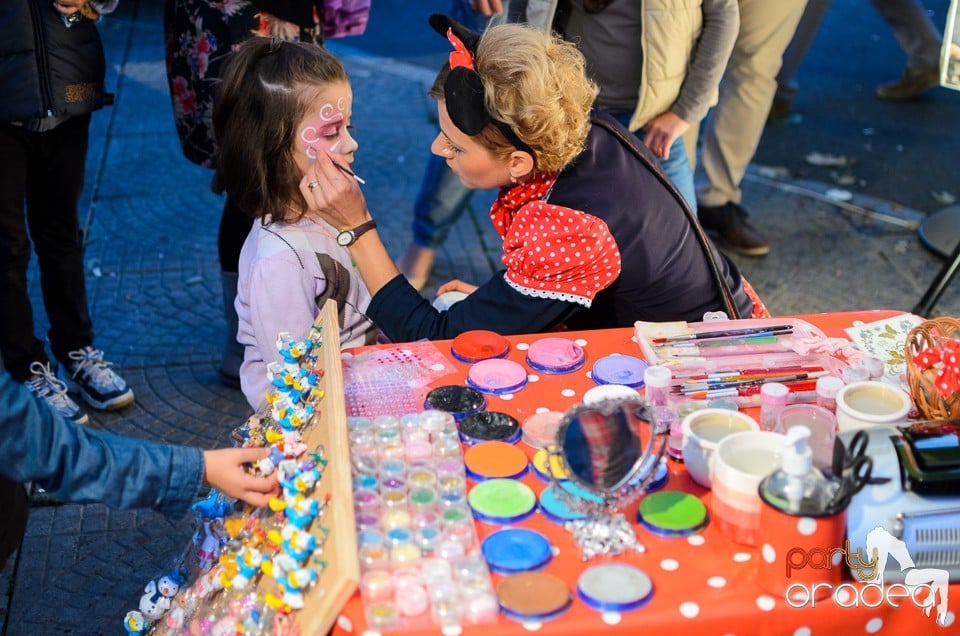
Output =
[{"x1": 759, "y1": 426, "x2": 833, "y2": 515}]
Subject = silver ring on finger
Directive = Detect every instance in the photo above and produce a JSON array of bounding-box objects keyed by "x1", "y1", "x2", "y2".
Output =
[{"x1": 308, "y1": 180, "x2": 320, "y2": 191}]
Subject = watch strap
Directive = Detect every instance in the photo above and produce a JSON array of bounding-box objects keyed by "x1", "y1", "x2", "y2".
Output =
[{"x1": 339, "y1": 219, "x2": 377, "y2": 246}]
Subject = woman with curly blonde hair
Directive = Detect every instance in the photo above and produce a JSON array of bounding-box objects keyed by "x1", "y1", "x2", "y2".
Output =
[{"x1": 300, "y1": 17, "x2": 758, "y2": 342}]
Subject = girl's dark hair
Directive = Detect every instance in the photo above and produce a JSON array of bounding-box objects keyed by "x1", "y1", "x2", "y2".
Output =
[{"x1": 212, "y1": 38, "x2": 349, "y2": 223}]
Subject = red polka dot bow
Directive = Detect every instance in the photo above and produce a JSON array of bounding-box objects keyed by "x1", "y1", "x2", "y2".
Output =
[{"x1": 913, "y1": 338, "x2": 960, "y2": 397}]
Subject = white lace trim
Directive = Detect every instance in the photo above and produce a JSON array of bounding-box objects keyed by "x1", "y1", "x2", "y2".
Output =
[{"x1": 504, "y1": 275, "x2": 593, "y2": 308}]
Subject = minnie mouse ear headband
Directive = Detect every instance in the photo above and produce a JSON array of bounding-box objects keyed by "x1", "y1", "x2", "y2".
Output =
[{"x1": 428, "y1": 14, "x2": 534, "y2": 155}]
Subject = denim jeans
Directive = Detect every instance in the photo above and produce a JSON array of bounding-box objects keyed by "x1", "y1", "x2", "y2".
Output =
[{"x1": 608, "y1": 111, "x2": 697, "y2": 213}]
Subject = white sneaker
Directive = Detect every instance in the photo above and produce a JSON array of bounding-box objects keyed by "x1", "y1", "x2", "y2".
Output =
[
  {"x1": 26, "y1": 361, "x2": 89, "y2": 426},
  {"x1": 59, "y1": 346, "x2": 135, "y2": 410}
]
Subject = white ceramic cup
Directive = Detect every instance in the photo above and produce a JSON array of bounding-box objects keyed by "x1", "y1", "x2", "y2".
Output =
[
  {"x1": 681, "y1": 408, "x2": 759, "y2": 488},
  {"x1": 835, "y1": 380, "x2": 912, "y2": 432},
  {"x1": 712, "y1": 430, "x2": 788, "y2": 545}
]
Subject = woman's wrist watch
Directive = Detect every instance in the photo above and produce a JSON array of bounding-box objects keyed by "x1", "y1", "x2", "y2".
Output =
[{"x1": 336, "y1": 219, "x2": 377, "y2": 247}]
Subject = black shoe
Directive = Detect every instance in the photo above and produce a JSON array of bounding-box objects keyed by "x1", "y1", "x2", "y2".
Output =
[{"x1": 698, "y1": 202, "x2": 770, "y2": 256}]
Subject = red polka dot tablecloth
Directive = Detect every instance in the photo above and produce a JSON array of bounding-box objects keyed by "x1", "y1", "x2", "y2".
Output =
[{"x1": 334, "y1": 310, "x2": 958, "y2": 636}]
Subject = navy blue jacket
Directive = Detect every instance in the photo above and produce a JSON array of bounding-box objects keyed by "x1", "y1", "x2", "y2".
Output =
[
  {"x1": 0, "y1": 1, "x2": 107, "y2": 122},
  {"x1": 368, "y1": 111, "x2": 752, "y2": 342}
]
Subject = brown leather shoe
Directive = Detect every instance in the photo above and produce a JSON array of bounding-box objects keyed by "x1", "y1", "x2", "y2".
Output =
[
  {"x1": 698, "y1": 202, "x2": 770, "y2": 256},
  {"x1": 876, "y1": 66, "x2": 940, "y2": 101}
]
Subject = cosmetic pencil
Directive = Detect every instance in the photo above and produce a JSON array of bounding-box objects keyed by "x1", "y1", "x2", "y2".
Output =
[{"x1": 650, "y1": 324, "x2": 794, "y2": 343}]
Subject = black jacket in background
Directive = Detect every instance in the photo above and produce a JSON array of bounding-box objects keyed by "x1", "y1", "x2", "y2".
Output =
[{"x1": 0, "y1": 0, "x2": 106, "y2": 123}]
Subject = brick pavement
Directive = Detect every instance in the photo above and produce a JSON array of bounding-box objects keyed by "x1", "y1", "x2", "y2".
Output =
[{"x1": 2, "y1": 1, "x2": 958, "y2": 634}]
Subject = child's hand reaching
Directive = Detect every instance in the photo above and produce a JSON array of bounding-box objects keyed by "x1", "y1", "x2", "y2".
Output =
[{"x1": 203, "y1": 447, "x2": 280, "y2": 507}]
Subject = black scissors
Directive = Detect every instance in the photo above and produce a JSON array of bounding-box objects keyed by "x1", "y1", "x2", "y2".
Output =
[{"x1": 829, "y1": 431, "x2": 888, "y2": 511}]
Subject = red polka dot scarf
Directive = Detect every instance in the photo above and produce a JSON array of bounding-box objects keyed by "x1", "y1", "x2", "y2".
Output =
[{"x1": 489, "y1": 172, "x2": 622, "y2": 307}]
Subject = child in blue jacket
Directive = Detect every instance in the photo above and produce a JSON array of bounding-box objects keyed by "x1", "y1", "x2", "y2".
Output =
[{"x1": 0, "y1": 370, "x2": 278, "y2": 567}]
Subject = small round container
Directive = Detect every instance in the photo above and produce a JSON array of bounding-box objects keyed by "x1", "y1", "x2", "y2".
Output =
[
  {"x1": 437, "y1": 473, "x2": 466, "y2": 495},
  {"x1": 538, "y1": 484, "x2": 587, "y2": 524},
  {"x1": 404, "y1": 438, "x2": 433, "y2": 462},
  {"x1": 378, "y1": 458, "x2": 406, "y2": 479},
  {"x1": 353, "y1": 474, "x2": 378, "y2": 491},
  {"x1": 464, "y1": 441, "x2": 529, "y2": 481},
  {"x1": 577, "y1": 564, "x2": 653, "y2": 613},
  {"x1": 366, "y1": 602, "x2": 399, "y2": 629},
  {"x1": 424, "y1": 387, "x2": 487, "y2": 421},
  {"x1": 525, "y1": 337, "x2": 586, "y2": 374},
  {"x1": 531, "y1": 447, "x2": 571, "y2": 482},
  {"x1": 438, "y1": 489, "x2": 467, "y2": 508},
  {"x1": 440, "y1": 505, "x2": 473, "y2": 528},
  {"x1": 354, "y1": 488, "x2": 380, "y2": 512},
  {"x1": 356, "y1": 512, "x2": 381, "y2": 531},
  {"x1": 582, "y1": 383, "x2": 640, "y2": 405},
  {"x1": 521, "y1": 411, "x2": 564, "y2": 449},
  {"x1": 408, "y1": 486, "x2": 438, "y2": 511},
  {"x1": 496, "y1": 572, "x2": 571, "y2": 622},
  {"x1": 411, "y1": 510, "x2": 440, "y2": 530},
  {"x1": 592, "y1": 354, "x2": 648, "y2": 388},
  {"x1": 357, "y1": 529, "x2": 384, "y2": 547},
  {"x1": 381, "y1": 508, "x2": 412, "y2": 531},
  {"x1": 374, "y1": 415, "x2": 402, "y2": 432},
  {"x1": 459, "y1": 411, "x2": 521, "y2": 445},
  {"x1": 407, "y1": 468, "x2": 438, "y2": 489},
  {"x1": 394, "y1": 580, "x2": 430, "y2": 617},
  {"x1": 360, "y1": 569, "x2": 394, "y2": 602},
  {"x1": 467, "y1": 479, "x2": 537, "y2": 524},
  {"x1": 451, "y1": 330, "x2": 511, "y2": 363},
  {"x1": 390, "y1": 542, "x2": 422, "y2": 567},
  {"x1": 637, "y1": 490, "x2": 709, "y2": 537},
  {"x1": 380, "y1": 490, "x2": 407, "y2": 509},
  {"x1": 467, "y1": 358, "x2": 529, "y2": 395},
  {"x1": 413, "y1": 525, "x2": 442, "y2": 555},
  {"x1": 359, "y1": 543, "x2": 390, "y2": 570},
  {"x1": 385, "y1": 527, "x2": 413, "y2": 547},
  {"x1": 835, "y1": 380, "x2": 912, "y2": 432},
  {"x1": 432, "y1": 436, "x2": 463, "y2": 459},
  {"x1": 481, "y1": 528, "x2": 553, "y2": 574}
]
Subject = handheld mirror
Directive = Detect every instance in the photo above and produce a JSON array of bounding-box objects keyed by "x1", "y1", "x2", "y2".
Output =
[{"x1": 548, "y1": 396, "x2": 668, "y2": 559}]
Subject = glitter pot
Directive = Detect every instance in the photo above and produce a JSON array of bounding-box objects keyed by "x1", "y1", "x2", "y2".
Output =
[
  {"x1": 525, "y1": 337, "x2": 586, "y2": 374},
  {"x1": 468, "y1": 478, "x2": 537, "y2": 524},
  {"x1": 538, "y1": 484, "x2": 587, "y2": 524},
  {"x1": 467, "y1": 359, "x2": 529, "y2": 395},
  {"x1": 360, "y1": 569, "x2": 394, "y2": 602},
  {"x1": 592, "y1": 354, "x2": 648, "y2": 388},
  {"x1": 531, "y1": 447, "x2": 571, "y2": 482},
  {"x1": 459, "y1": 411, "x2": 521, "y2": 445},
  {"x1": 464, "y1": 441, "x2": 529, "y2": 481},
  {"x1": 637, "y1": 490, "x2": 708, "y2": 537},
  {"x1": 424, "y1": 386, "x2": 487, "y2": 421},
  {"x1": 577, "y1": 564, "x2": 654, "y2": 613},
  {"x1": 496, "y1": 571, "x2": 571, "y2": 622},
  {"x1": 451, "y1": 330, "x2": 511, "y2": 363},
  {"x1": 395, "y1": 581, "x2": 430, "y2": 617},
  {"x1": 521, "y1": 410, "x2": 564, "y2": 449},
  {"x1": 481, "y1": 528, "x2": 553, "y2": 574}
]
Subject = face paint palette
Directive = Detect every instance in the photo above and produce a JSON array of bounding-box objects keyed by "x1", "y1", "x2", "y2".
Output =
[
  {"x1": 423, "y1": 385, "x2": 487, "y2": 421},
  {"x1": 468, "y1": 478, "x2": 537, "y2": 525},
  {"x1": 496, "y1": 571, "x2": 572, "y2": 622},
  {"x1": 531, "y1": 447, "x2": 571, "y2": 482},
  {"x1": 464, "y1": 441, "x2": 529, "y2": 481},
  {"x1": 451, "y1": 329, "x2": 511, "y2": 363},
  {"x1": 636, "y1": 490, "x2": 709, "y2": 537},
  {"x1": 458, "y1": 411, "x2": 521, "y2": 445},
  {"x1": 591, "y1": 354, "x2": 649, "y2": 389},
  {"x1": 538, "y1": 484, "x2": 587, "y2": 524},
  {"x1": 481, "y1": 528, "x2": 553, "y2": 574},
  {"x1": 525, "y1": 337, "x2": 586, "y2": 374},
  {"x1": 577, "y1": 564, "x2": 654, "y2": 613},
  {"x1": 467, "y1": 359, "x2": 529, "y2": 395},
  {"x1": 520, "y1": 410, "x2": 564, "y2": 449}
]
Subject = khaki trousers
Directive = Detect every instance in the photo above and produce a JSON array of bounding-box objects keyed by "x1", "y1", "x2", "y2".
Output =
[{"x1": 685, "y1": 0, "x2": 809, "y2": 207}]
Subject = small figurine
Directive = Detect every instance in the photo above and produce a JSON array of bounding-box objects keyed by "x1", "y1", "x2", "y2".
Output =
[
  {"x1": 232, "y1": 546, "x2": 264, "y2": 590},
  {"x1": 139, "y1": 571, "x2": 183, "y2": 622},
  {"x1": 164, "y1": 588, "x2": 199, "y2": 630},
  {"x1": 195, "y1": 517, "x2": 227, "y2": 572},
  {"x1": 285, "y1": 494, "x2": 320, "y2": 529},
  {"x1": 264, "y1": 553, "x2": 317, "y2": 611},
  {"x1": 123, "y1": 610, "x2": 147, "y2": 635},
  {"x1": 281, "y1": 523, "x2": 317, "y2": 562}
]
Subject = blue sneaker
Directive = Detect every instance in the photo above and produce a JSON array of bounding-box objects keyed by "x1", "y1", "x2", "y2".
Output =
[
  {"x1": 59, "y1": 347, "x2": 135, "y2": 410},
  {"x1": 27, "y1": 361, "x2": 89, "y2": 426}
]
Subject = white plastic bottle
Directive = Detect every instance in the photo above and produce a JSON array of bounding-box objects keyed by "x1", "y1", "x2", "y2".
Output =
[{"x1": 759, "y1": 426, "x2": 834, "y2": 515}]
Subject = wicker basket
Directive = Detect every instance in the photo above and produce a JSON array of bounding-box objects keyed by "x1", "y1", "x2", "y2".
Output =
[{"x1": 904, "y1": 317, "x2": 960, "y2": 420}]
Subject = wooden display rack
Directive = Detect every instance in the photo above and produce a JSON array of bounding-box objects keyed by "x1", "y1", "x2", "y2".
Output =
[{"x1": 280, "y1": 298, "x2": 358, "y2": 633}]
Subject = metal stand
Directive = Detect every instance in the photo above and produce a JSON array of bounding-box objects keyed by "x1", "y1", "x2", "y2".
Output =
[{"x1": 914, "y1": 205, "x2": 960, "y2": 317}]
